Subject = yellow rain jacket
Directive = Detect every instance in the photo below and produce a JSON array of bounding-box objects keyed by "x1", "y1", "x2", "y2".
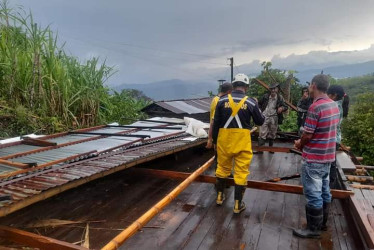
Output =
[{"x1": 212, "y1": 90, "x2": 265, "y2": 185}]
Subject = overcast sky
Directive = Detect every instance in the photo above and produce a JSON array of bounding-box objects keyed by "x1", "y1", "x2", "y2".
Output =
[{"x1": 12, "y1": 0, "x2": 374, "y2": 85}]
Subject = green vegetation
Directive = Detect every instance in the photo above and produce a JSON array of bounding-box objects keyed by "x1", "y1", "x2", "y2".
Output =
[
  {"x1": 341, "y1": 92, "x2": 374, "y2": 165},
  {"x1": 330, "y1": 74, "x2": 374, "y2": 104},
  {"x1": 0, "y1": 2, "x2": 151, "y2": 138}
]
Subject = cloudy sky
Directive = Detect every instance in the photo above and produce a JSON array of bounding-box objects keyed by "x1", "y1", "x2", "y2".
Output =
[{"x1": 12, "y1": 0, "x2": 374, "y2": 85}]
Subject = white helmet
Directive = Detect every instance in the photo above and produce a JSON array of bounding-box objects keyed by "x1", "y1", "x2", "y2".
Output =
[{"x1": 232, "y1": 73, "x2": 250, "y2": 86}]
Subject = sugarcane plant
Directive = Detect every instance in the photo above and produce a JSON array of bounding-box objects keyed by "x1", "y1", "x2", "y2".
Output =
[{"x1": 0, "y1": 1, "x2": 150, "y2": 138}]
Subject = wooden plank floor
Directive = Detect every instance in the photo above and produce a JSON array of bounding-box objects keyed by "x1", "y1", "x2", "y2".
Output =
[{"x1": 0, "y1": 145, "x2": 363, "y2": 249}]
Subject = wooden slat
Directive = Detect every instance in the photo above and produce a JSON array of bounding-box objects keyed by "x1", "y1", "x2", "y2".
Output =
[
  {"x1": 134, "y1": 168, "x2": 354, "y2": 199},
  {"x1": 22, "y1": 137, "x2": 57, "y2": 147},
  {"x1": 0, "y1": 225, "x2": 87, "y2": 250},
  {"x1": 0, "y1": 159, "x2": 30, "y2": 169},
  {"x1": 349, "y1": 198, "x2": 374, "y2": 249}
]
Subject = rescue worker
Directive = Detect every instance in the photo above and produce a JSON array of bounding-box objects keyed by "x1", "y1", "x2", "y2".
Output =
[
  {"x1": 258, "y1": 83, "x2": 288, "y2": 149},
  {"x1": 212, "y1": 73, "x2": 265, "y2": 214},
  {"x1": 206, "y1": 82, "x2": 233, "y2": 149}
]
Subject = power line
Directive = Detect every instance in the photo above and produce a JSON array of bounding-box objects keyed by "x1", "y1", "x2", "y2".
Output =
[{"x1": 66, "y1": 34, "x2": 227, "y2": 66}]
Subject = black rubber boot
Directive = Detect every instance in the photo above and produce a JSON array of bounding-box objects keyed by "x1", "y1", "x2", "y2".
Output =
[
  {"x1": 258, "y1": 138, "x2": 266, "y2": 146},
  {"x1": 293, "y1": 205, "x2": 323, "y2": 239},
  {"x1": 257, "y1": 138, "x2": 265, "y2": 154},
  {"x1": 268, "y1": 139, "x2": 274, "y2": 154},
  {"x1": 233, "y1": 185, "x2": 246, "y2": 214},
  {"x1": 321, "y1": 202, "x2": 331, "y2": 231},
  {"x1": 216, "y1": 178, "x2": 226, "y2": 205}
]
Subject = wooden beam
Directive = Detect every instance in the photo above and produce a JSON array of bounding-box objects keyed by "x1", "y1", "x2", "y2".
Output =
[
  {"x1": 0, "y1": 225, "x2": 87, "y2": 250},
  {"x1": 254, "y1": 78, "x2": 297, "y2": 111},
  {"x1": 349, "y1": 198, "x2": 374, "y2": 249},
  {"x1": 356, "y1": 165, "x2": 374, "y2": 170},
  {"x1": 253, "y1": 146, "x2": 291, "y2": 153},
  {"x1": 134, "y1": 168, "x2": 354, "y2": 199},
  {"x1": 345, "y1": 175, "x2": 373, "y2": 182},
  {"x1": 0, "y1": 150, "x2": 98, "y2": 179},
  {"x1": 22, "y1": 137, "x2": 57, "y2": 147},
  {"x1": 0, "y1": 159, "x2": 31, "y2": 169}
]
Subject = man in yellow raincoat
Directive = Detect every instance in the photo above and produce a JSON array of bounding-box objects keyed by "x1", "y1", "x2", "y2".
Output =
[{"x1": 212, "y1": 73, "x2": 265, "y2": 213}]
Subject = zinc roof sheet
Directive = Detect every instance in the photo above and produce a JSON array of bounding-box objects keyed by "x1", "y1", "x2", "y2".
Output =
[{"x1": 145, "y1": 97, "x2": 212, "y2": 114}]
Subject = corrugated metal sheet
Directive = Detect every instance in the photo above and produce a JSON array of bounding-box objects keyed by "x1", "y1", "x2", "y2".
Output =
[
  {"x1": 0, "y1": 132, "x2": 205, "y2": 216},
  {"x1": 143, "y1": 97, "x2": 212, "y2": 114},
  {"x1": 0, "y1": 119, "x2": 187, "y2": 175}
]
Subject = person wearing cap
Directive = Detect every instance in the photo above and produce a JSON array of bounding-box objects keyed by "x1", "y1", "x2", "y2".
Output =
[
  {"x1": 258, "y1": 83, "x2": 288, "y2": 149},
  {"x1": 212, "y1": 73, "x2": 264, "y2": 214}
]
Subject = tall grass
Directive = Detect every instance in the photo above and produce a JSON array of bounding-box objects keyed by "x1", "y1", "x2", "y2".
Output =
[{"x1": 0, "y1": 1, "x2": 116, "y2": 136}]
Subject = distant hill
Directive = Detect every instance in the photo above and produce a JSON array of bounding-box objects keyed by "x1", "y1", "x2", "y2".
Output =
[
  {"x1": 113, "y1": 79, "x2": 218, "y2": 101},
  {"x1": 295, "y1": 60, "x2": 374, "y2": 84},
  {"x1": 113, "y1": 60, "x2": 374, "y2": 101},
  {"x1": 333, "y1": 73, "x2": 374, "y2": 103}
]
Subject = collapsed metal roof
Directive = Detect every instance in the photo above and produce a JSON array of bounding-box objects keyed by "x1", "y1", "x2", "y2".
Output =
[
  {"x1": 0, "y1": 117, "x2": 207, "y2": 217},
  {"x1": 142, "y1": 97, "x2": 212, "y2": 114}
]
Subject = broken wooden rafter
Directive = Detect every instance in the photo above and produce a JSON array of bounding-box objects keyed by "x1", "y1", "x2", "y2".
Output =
[
  {"x1": 0, "y1": 150, "x2": 98, "y2": 179},
  {"x1": 21, "y1": 136, "x2": 57, "y2": 147},
  {"x1": 0, "y1": 225, "x2": 87, "y2": 250},
  {"x1": 266, "y1": 173, "x2": 300, "y2": 182},
  {"x1": 350, "y1": 184, "x2": 374, "y2": 190},
  {"x1": 68, "y1": 132, "x2": 151, "y2": 139},
  {"x1": 345, "y1": 175, "x2": 373, "y2": 182},
  {"x1": 252, "y1": 146, "x2": 301, "y2": 155},
  {"x1": 0, "y1": 159, "x2": 35, "y2": 169},
  {"x1": 134, "y1": 168, "x2": 354, "y2": 199},
  {"x1": 356, "y1": 165, "x2": 374, "y2": 170}
]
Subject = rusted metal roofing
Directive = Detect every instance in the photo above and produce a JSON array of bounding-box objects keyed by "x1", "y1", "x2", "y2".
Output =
[
  {"x1": 0, "y1": 117, "x2": 207, "y2": 216},
  {"x1": 142, "y1": 97, "x2": 212, "y2": 114}
]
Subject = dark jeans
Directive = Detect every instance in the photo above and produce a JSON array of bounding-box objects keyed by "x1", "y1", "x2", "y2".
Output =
[{"x1": 301, "y1": 161, "x2": 332, "y2": 209}]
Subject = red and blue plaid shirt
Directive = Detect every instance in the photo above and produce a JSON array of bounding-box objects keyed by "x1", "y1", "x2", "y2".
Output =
[{"x1": 302, "y1": 95, "x2": 340, "y2": 163}]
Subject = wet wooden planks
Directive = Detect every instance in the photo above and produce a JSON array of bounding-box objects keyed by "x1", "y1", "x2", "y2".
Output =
[
  {"x1": 0, "y1": 146, "x2": 364, "y2": 249},
  {"x1": 123, "y1": 151, "x2": 363, "y2": 250}
]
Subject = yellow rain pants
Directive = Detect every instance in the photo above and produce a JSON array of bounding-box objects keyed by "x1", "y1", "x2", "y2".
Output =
[{"x1": 216, "y1": 95, "x2": 253, "y2": 186}]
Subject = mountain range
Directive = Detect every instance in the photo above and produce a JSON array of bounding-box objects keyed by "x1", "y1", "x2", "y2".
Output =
[{"x1": 113, "y1": 60, "x2": 374, "y2": 101}]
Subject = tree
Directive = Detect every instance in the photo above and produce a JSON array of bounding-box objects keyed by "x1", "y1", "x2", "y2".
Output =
[{"x1": 342, "y1": 92, "x2": 374, "y2": 165}]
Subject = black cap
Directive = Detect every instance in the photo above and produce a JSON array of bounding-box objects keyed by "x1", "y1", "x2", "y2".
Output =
[{"x1": 269, "y1": 83, "x2": 280, "y2": 89}]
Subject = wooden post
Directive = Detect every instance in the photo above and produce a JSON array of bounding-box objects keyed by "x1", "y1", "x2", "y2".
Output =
[{"x1": 101, "y1": 156, "x2": 215, "y2": 250}]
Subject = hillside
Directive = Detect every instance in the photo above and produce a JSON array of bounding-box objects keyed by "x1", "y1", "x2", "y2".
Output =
[
  {"x1": 295, "y1": 60, "x2": 374, "y2": 84},
  {"x1": 333, "y1": 73, "x2": 374, "y2": 103},
  {"x1": 114, "y1": 79, "x2": 218, "y2": 101},
  {"x1": 114, "y1": 60, "x2": 374, "y2": 101}
]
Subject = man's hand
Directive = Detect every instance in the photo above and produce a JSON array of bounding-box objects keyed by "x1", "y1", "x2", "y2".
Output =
[
  {"x1": 277, "y1": 107, "x2": 283, "y2": 114},
  {"x1": 206, "y1": 140, "x2": 213, "y2": 149},
  {"x1": 294, "y1": 139, "x2": 302, "y2": 150}
]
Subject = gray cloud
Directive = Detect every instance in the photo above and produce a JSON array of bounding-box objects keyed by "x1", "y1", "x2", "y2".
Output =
[{"x1": 12, "y1": 0, "x2": 374, "y2": 85}]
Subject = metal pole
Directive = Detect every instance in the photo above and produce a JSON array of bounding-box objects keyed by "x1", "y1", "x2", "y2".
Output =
[{"x1": 229, "y1": 57, "x2": 234, "y2": 82}]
